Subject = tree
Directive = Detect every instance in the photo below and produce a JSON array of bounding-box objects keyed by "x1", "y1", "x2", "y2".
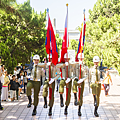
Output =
[
  {"x1": 81, "y1": 0, "x2": 120, "y2": 74},
  {"x1": 0, "y1": 0, "x2": 46, "y2": 73}
]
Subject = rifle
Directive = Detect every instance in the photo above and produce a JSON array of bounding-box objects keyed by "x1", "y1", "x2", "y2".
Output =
[
  {"x1": 99, "y1": 58, "x2": 107, "y2": 79},
  {"x1": 25, "y1": 52, "x2": 34, "y2": 75}
]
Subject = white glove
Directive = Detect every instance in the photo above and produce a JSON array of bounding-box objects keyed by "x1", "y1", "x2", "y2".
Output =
[
  {"x1": 47, "y1": 62, "x2": 51, "y2": 66},
  {"x1": 79, "y1": 61, "x2": 82, "y2": 65},
  {"x1": 65, "y1": 62, "x2": 68, "y2": 66},
  {"x1": 100, "y1": 78, "x2": 104, "y2": 81},
  {"x1": 49, "y1": 78, "x2": 54, "y2": 84},
  {"x1": 65, "y1": 78, "x2": 71, "y2": 83},
  {"x1": 77, "y1": 79, "x2": 83, "y2": 84},
  {"x1": 75, "y1": 77, "x2": 78, "y2": 79}
]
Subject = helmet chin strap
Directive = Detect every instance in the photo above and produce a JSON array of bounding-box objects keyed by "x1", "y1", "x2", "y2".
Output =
[
  {"x1": 94, "y1": 65, "x2": 98, "y2": 67},
  {"x1": 34, "y1": 63, "x2": 38, "y2": 65}
]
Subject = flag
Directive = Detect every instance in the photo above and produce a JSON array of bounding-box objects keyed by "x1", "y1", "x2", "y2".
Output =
[
  {"x1": 45, "y1": 9, "x2": 58, "y2": 65},
  {"x1": 60, "y1": 5, "x2": 68, "y2": 63},
  {"x1": 75, "y1": 10, "x2": 86, "y2": 62}
]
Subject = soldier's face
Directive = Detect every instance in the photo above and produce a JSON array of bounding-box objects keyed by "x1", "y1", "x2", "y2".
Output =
[
  {"x1": 33, "y1": 59, "x2": 39, "y2": 65},
  {"x1": 94, "y1": 62, "x2": 99, "y2": 67}
]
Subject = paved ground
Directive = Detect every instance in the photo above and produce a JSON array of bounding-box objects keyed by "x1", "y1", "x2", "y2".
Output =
[{"x1": 0, "y1": 74, "x2": 120, "y2": 120}]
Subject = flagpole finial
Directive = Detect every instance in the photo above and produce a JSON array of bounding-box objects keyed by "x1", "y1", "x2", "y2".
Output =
[
  {"x1": 83, "y1": 9, "x2": 85, "y2": 14},
  {"x1": 66, "y1": 3, "x2": 68, "y2": 6},
  {"x1": 47, "y1": 8, "x2": 49, "y2": 13}
]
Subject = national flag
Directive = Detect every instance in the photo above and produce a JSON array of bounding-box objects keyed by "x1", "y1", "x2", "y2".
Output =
[
  {"x1": 75, "y1": 10, "x2": 86, "y2": 62},
  {"x1": 45, "y1": 9, "x2": 58, "y2": 65},
  {"x1": 60, "y1": 4, "x2": 68, "y2": 63}
]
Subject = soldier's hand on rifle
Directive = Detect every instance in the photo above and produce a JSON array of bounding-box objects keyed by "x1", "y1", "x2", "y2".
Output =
[
  {"x1": 47, "y1": 62, "x2": 51, "y2": 66},
  {"x1": 65, "y1": 78, "x2": 71, "y2": 84},
  {"x1": 49, "y1": 78, "x2": 54, "y2": 84},
  {"x1": 65, "y1": 62, "x2": 68, "y2": 66},
  {"x1": 77, "y1": 79, "x2": 83, "y2": 84}
]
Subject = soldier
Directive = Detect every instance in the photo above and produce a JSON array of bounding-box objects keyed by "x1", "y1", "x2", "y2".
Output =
[
  {"x1": 42, "y1": 54, "x2": 60, "y2": 116},
  {"x1": 58, "y1": 53, "x2": 75, "y2": 115},
  {"x1": 73, "y1": 53, "x2": 88, "y2": 116},
  {"x1": 89, "y1": 56, "x2": 103, "y2": 117},
  {"x1": 27, "y1": 54, "x2": 45, "y2": 116}
]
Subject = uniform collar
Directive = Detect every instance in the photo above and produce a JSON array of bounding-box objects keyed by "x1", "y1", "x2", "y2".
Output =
[{"x1": 94, "y1": 65, "x2": 99, "y2": 69}]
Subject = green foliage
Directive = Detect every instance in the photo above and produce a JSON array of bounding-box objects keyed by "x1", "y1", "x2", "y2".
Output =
[
  {"x1": 0, "y1": 0, "x2": 46, "y2": 73},
  {"x1": 81, "y1": 0, "x2": 120, "y2": 74},
  {"x1": 56, "y1": 34, "x2": 62, "y2": 58},
  {"x1": 69, "y1": 39, "x2": 79, "y2": 54}
]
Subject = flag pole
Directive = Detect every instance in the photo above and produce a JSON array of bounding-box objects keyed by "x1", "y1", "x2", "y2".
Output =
[
  {"x1": 78, "y1": 9, "x2": 85, "y2": 101},
  {"x1": 66, "y1": 3, "x2": 69, "y2": 101},
  {"x1": 47, "y1": 8, "x2": 51, "y2": 81},
  {"x1": 47, "y1": 8, "x2": 52, "y2": 100}
]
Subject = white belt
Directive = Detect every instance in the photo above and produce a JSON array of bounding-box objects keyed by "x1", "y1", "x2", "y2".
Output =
[{"x1": 30, "y1": 78, "x2": 40, "y2": 81}]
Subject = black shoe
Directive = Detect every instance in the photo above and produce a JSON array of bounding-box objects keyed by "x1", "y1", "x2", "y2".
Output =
[
  {"x1": 74, "y1": 100, "x2": 78, "y2": 106},
  {"x1": 56, "y1": 90, "x2": 58, "y2": 92},
  {"x1": 27, "y1": 96, "x2": 32, "y2": 108},
  {"x1": 78, "y1": 111, "x2": 82, "y2": 116},
  {"x1": 44, "y1": 104, "x2": 47, "y2": 108},
  {"x1": 32, "y1": 109, "x2": 37, "y2": 116},
  {"x1": 44, "y1": 97, "x2": 47, "y2": 108},
  {"x1": 94, "y1": 112, "x2": 99, "y2": 117},
  {"x1": 48, "y1": 107, "x2": 52, "y2": 116},
  {"x1": 78, "y1": 106, "x2": 82, "y2": 116},
  {"x1": 94, "y1": 106, "x2": 99, "y2": 117},
  {"x1": 64, "y1": 106, "x2": 68, "y2": 115},
  {"x1": 32, "y1": 106, "x2": 37, "y2": 116},
  {"x1": 0, "y1": 106, "x2": 4, "y2": 110},
  {"x1": 60, "y1": 94, "x2": 64, "y2": 107},
  {"x1": 27, "y1": 103, "x2": 31, "y2": 108}
]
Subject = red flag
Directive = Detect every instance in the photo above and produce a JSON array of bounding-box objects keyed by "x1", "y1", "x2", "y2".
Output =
[
  {"x1": 60, "y1": 5, "x2": 68, "y2": 63},
  {"x1": 45, "y1": 10, "x2": 58, "y2": 65},
  {"x1": 75, "y1": 10, "x2": 86, "y2": 61}
]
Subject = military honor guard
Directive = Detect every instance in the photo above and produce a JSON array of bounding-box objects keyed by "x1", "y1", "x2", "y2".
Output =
[
  {"x1": 57, "y1": 52, "x2": 75, "y2": 115},
  {"x1": 27, "y1": 54, "x2": 45, "y2": 116},
  {"x1": 73, "y1": 53, "x2": 87, "y2": 116},
  {"x1": 89, "y1": 56, "x2": 104, "y2": 117},
  {"x1": 42, "y1": 54, "x2": 61, "y2": 116}
]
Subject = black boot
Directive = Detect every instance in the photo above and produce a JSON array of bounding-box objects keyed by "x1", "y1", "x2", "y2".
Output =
[
  {"x1": 78, "y1": 106, "x2": 82, "y2": 116},
  {"x1": 27, "y1": 96, "x2": 32, "y2": 108},
  {"x1": 32, "y1": 106, "x2": 37, "y2": 116},
  {"x1": 44, "y1": 97, "x2": 47, "y2": 108},
  {"x1": 64, "y1": 106, "x2": 68, "y2": 115},
  {"x1": 94, "y1": 106, "x2": 99, "y2": 117},
  {"x1": 0, "y1": 105, "x2": 4, "y2": 110},
  {"x1": 60, "y1": 94, "x2": 64, "y2": 107},
  {"x1": 93, "y1": 95, "x2": 97, "y2": 106},
  {"x1": 48, "y1": 107, "x2": 52, "y2": 116},
  {"x1": 74, "y1": 93, "x2": 77, "y2": 106}
]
